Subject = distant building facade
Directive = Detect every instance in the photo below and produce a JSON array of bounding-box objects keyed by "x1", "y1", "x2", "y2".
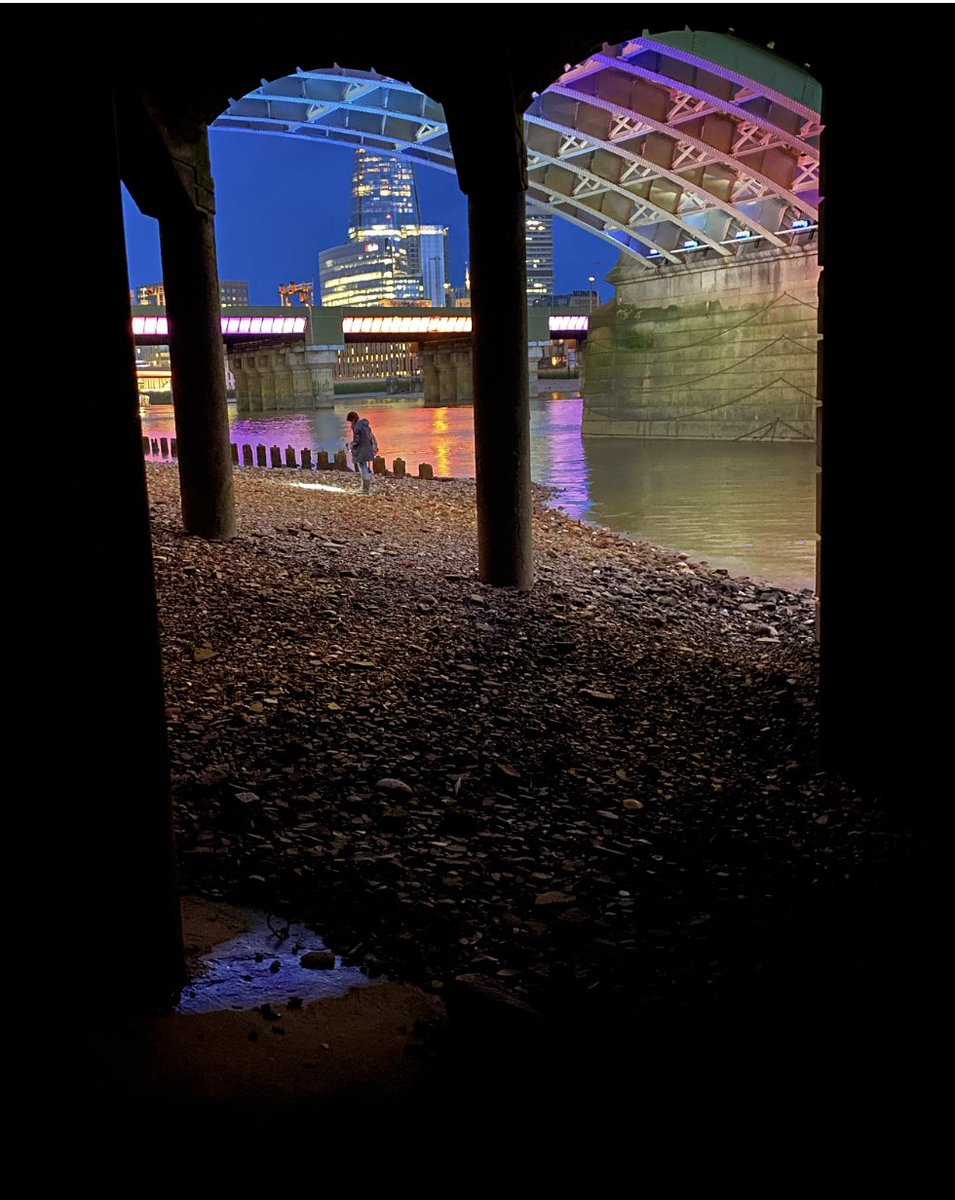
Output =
[
  {"x1": 525, "y1": 205, "x2": 554, "y2": 299},
  {"x1": 136, "y1": 280, "x2": 250, "y2": 308}
]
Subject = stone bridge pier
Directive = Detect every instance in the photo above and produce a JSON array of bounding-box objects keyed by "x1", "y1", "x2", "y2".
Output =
[
  {"x1": 230, "y1": 345, "x2": 337, "y2": 412},
  {"x1": 420, "y1": 340, "x2": 542, "y2": 405},
  {"x1": 583, "y1": 247, "x2": 819, "y2": 440}
]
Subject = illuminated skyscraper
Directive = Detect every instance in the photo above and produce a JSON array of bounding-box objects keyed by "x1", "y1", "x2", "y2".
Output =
[
  {"x1": 320, "y1": 151, "x2": 448, "y2": 309},
  {"x1": 349, "y1": 150, "x2": 420, "y2": 236},
  {"x1": 525, "y1": 205, "x2": 554, "y2": 298}
]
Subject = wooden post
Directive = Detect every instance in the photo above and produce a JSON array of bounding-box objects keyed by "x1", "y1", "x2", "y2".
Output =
[
  {"x1": 242, "y1": 444, "x2": 253, "y2": 467},
  {"x1": 393, "y1": 458, "x2": 406, "y2": 477},
  {"x1": 160, "y1": 437, "x2": 169, "y2": 457},
  {"x1": 256, "y1": 445, "x2": 267, "y2": 467},
  {"x1": 142, "y1": 435, "x2": 150, "y2": 455},
  {"x1": 419, "y1": 463, "x2": 434, "y2": 480},
  {"x1": 270, "y1": 446, "x2": 282, "y2": 468},
  {"x1": 334, "y1": 450, "x2": 348, "y2": 471},
  {"x1": 230, "y1": 443, "x2": 239, "y2": 464},
  {"x1": 373, "y1": 455, "x2": 386, "y2": 475},
  {"x1": 301, "y1": 448, "x2": 312, "y2": 470},
  {"x1": 317, "y1": 450, "x2": 330, "y2": 470},
  {"x1": 171, "y1": 439, "x2": 178, "y2": 458},
  {"x1": 151, "y1": 438, "x2": 159, "y2": 455},
  {"x1": 285, "y1": 445, "x2": 297, "y2": 468}
]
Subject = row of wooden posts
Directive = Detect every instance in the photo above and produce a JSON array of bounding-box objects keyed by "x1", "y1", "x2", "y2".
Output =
[{"x1": 142, "y1": 437, "x2": 436, "y2": 480}]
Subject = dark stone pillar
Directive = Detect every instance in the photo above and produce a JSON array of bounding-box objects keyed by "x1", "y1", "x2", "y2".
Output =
[
  {"x1": 817, "y1": 54, "x2": 924, "y2": 812},
  {"x1": 59, "y1": 78, "x2": 184, "y2": 1016},
  {"x1": 447, "y1": 88, "x2": 532, "y2": 589},
  {"x1": 159, "y1": 200, "x2": 235, "y2": 539}
]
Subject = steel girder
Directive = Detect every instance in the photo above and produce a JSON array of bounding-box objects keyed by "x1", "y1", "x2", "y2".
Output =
[{"x1": 211, "y1": 37, "x2": 821, "y2": 270}]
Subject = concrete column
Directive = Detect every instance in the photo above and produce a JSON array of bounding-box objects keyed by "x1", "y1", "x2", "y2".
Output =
[
  {"x1": 453, "y1": 346, "x2": 473, "y2": 402},
  {"x1": 276, "y1": 351, "x2": 297, "y2": 410},
  {"x1": 159, "y1": 198, "x2": 235, "y2": 539},
  {"x1": 59, "y1": 78, "x2": 184, "y2": 1017},
  {"x1": 421, "y1": 346, "x2": 440, "y2": 404},
  {"x1": 468, "y1": 187, "x2": 532, "y2": 588},
  {"x1": 303, "y1": 347, "x2": 337, "y2": 408},
  {"x1": 258, "y1": 353, "x2": 275, "y2": 409},
  {"x1": 527, "y1": 344, "x2": 542, "y2": 397},
  {"x1": 444, "y1": 82, "x2": 532, "y2": 588},
  {"x1": 231, "y1": 353, "x2": 251, "y2": 413},
  {"x1": 436, "y1": 345, "x2": 457, "y2": 404}
]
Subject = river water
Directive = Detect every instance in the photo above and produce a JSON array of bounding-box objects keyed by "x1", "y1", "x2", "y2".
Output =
[{"x1": 141, "y1": 395, "x2": 816, "y2": 593}]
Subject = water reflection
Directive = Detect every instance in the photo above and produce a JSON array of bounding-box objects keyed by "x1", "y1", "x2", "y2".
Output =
[
  {"x1": 177, "y1": 908, "x2": 375, "y2": 1015},
  {"x1": 142, "y1": 397, "x2": 816, "y2": 592}
]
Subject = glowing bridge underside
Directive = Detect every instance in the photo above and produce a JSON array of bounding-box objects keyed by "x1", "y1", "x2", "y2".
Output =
[{"x1": 212, "y1": 30, "x2": 821, "y2": 269}]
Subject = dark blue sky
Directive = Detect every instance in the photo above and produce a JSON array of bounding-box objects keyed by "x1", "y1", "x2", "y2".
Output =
[{"x1": 122, "y1": 130, "x2": 621, "y2": 306}]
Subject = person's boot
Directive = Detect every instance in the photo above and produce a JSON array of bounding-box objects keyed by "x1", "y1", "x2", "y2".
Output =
[{"x1": 362, "y1": 477, "x2": 371, "y2": 495}]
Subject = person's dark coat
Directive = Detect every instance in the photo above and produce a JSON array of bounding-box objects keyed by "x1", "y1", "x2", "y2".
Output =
[{"x1": 350, "y1": 418, "x2": 376, "y2": 464}]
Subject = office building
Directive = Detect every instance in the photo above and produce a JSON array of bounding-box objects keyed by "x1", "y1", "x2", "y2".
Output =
[
  {"x1": 319, "y1": 150, "x2": 452, "y2": 385},
  {"x1": 136, "y1": 280, "x2": 250, "y2": 308},
  {"x1": 320, "y1": 151, "x2": 449, "y2": 310},
  {"x1": 525, "y1": 205, "x2": 554, "y2": 298}
]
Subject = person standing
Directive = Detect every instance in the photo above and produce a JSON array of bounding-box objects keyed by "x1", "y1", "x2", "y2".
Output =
[{"x1": 346, "y1": 410, "x2": 378, "y2": 494}]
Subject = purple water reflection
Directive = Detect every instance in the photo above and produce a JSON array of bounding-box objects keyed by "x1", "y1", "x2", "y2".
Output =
[{"x1": 142, "y1": 397, "x2": 816, "y2": 591}]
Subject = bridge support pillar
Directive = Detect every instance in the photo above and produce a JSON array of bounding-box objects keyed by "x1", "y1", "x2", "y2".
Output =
[
  {"x1": 421, "y1": 352, "x2": 440, "y2": 404},
  {"x1": 527, "y1": 343, "x2": 544, "y2": 397},
  {"x1": 57, "y1": 79, "x2": 184, "y2": 1021},
  {"x1": 231, "y1": 353, "x2": 259, "y2": 413},
  {"x1": 302, "y1": 347, "x2": 337, "y2": 408},
  {"x1": 453, "y1": 347, "x2": 473, "y2": 403},
  {"x1": 467, "y1": 186, "x2": 532, "y2": 589},
  {"x1": 436, "y1": 345, "x2": 456, "y2": 404},
  {"x1": 159, "y1": 203, "x2": 236, "y2": 540},
  {"x1": 446, "y1": 79, "x2": 532, "y2": 588},
  {"x1": 420, "y1": 339, "x2": 473, "y2": 405},
  {"x1": 230, "y1": 346, "x2": 334, "y2": 411}
]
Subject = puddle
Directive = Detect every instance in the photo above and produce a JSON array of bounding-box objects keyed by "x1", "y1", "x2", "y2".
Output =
[{"x1": 177, "y1": 906, "x2": 379, "y2": 1015}]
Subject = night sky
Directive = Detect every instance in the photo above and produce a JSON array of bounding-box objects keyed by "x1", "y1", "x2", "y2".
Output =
[{"x1": 122, "y1": 128, "x2": 622, "y2": 306}]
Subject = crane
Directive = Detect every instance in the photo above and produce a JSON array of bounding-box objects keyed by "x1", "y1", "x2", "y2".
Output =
[{"x1": 278, "y1": 281, "x2": 314, "y2": 307}]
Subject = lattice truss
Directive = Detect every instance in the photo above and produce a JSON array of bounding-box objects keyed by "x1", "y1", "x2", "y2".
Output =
[{"x1": 213, "y1": 35, "x2": 821, "y2": 269}]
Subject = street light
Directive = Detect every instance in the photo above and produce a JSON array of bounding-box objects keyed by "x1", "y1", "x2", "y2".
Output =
[{"x1": 588, "y1": 276, "x2": 596, "y2": 312}]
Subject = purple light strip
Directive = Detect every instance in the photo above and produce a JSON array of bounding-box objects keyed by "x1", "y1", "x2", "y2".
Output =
[
  {"x1": 549, "y1": 316, "x2": 589, "y2": 333},
  {"x1": 133, "y1": 316, "x2": 307, "y2": 337}
]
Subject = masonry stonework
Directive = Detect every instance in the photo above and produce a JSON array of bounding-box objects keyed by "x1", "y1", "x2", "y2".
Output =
[
  {"x1": 583, "y1": 247, "x2": 820, "y2": 440},
  {"x1": 230, "y1": 346, "x2": 336, "y2": 412}
]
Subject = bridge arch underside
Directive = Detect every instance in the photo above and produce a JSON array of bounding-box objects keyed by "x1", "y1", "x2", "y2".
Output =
[{"x1": 215, "y1": 29, "x2": 821, "y2": 439}]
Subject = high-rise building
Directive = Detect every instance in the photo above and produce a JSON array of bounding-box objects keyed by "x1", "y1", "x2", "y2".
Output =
[
  {"x1": 320, "y1": 237, "x2": 425, "y2": 308},
  {"x1": 137, "y1": 280, "x2": 250, "y2": 308},
  {"x1": 406, "y1": 225, "x2": 451, "y2": 308},
  {"x1": 320, "y1": 151, "x2": 450, "y2": 310},
  {"x1": 319, "y1": 150, "x2": 455, "y2": 387},
  {"x1": 349, "y1": 149, "x2": 419, "y2": 236},
  {"x1": 525, "y1": 204, "x2": 554, "y2": 299}
]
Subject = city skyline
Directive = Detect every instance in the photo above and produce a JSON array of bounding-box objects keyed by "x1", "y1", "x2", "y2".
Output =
[{"x1": 122, "y1": 132, "x2": 620, "y2": 307}]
